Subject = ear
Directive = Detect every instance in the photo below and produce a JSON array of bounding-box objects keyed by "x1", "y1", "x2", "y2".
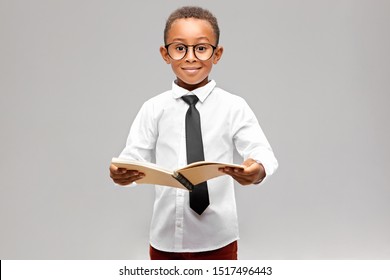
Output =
[
  {"x1": 160, "y1": 46, "x2": 171, "y2": 64},
  {"x1": 213, "y1": 45, "x2": 224, "y2": 64}
]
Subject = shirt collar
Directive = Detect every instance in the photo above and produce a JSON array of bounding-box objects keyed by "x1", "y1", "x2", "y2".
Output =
[{"x1": 172, "y1": 80, "x2": 216, "y2": 103}]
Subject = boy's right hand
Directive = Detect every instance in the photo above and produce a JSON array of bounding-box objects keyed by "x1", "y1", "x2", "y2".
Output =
[{"x1": 109, "y1": 164, "x2": 145, "y2": 186}]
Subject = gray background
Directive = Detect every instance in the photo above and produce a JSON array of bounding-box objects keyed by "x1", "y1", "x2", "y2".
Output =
[{"x1": 1, "y1": 0, "x2": 389, "y2": 259}]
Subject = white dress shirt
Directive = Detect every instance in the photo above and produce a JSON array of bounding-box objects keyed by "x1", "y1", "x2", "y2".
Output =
[{"x1": 119, "y1": 80, "x2": 278, "y2": 252}]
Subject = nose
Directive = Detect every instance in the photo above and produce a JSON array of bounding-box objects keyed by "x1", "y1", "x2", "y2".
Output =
[{"x1": 185, "y1": 46, "x2": 197, "y2": 62}]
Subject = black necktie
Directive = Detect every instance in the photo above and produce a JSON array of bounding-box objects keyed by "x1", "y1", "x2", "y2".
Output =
[{"x1": 182, "y1": 95, "x2": 210, "y2": 215}]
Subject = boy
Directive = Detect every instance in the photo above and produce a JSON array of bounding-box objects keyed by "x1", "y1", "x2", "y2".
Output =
[{"x1": 110, "y1": 6, "x2": 278, "y2": 260}]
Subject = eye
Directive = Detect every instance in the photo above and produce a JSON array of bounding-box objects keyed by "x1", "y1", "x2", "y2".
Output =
[
  {"x1": 195, "y1": 44, "x2": 208, "y2": 52},
  {"x1": 174, "y1": 44, "x2": 187, "y2": 52}
]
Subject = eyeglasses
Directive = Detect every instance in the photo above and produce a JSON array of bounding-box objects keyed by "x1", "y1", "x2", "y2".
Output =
[{"x1": 165, "y1": 42, "x2": 217, "y2": 61}]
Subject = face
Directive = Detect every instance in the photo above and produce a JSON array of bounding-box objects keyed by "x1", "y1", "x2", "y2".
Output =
[{"x1": 160, "y1": 18, "x2": 223, "y2": 91}]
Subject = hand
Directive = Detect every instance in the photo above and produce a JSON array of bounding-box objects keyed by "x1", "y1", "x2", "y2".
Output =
[
  {"x1": 109, "y1": 164, "x2": 145, "y2": 186},
  {"x1": 220, "y1": 158, "x2": 265, "y2": 186}
]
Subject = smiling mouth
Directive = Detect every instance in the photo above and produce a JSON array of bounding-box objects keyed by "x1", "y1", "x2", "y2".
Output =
[{"x1": 182, "y1": 67, "x2": 201, "y2": 73}]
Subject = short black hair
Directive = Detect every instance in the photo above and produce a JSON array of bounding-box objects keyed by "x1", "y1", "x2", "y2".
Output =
[{"x1": 164, "y1": 6, "x2": 220, "y2": 45}]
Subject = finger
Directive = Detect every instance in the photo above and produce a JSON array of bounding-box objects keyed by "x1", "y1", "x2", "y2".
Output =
[
  {"x1": 221, "y1": 167, "x2": 258, "y2": 184},
  {"x1": 220, "y1": 167, "x2": 235, "y2": 176},
  {"x1": 224, "y1": 169, "x2": 250, "y2": 179},
  {"x1": 224, "y1": 167, "x2": 247, "y2": 176},
  {"x1": 110, "y1": 164, "x2": 128, "y2": 174},
  {"x1": 223, "y1": 170, "x2": 250, "y2": 182},
  {"x1": 114, "y1": 173, "x2": 145, "y2": 185},
  {"x1": 230, "y1": 168, "x2": 260, "y2": 182},
  {"x1": 111, "y1": 170, "x2": 144, "y2": 180},
  {"x1": 221, "y1": 167, "x2": 241, "y2": 173},
  {"x1": 110, "y1": 171, "x2": 129, "y2": 180},
  {"x1": 243, "y1": 163, "x2": 260, "y2": 175},
  {"x1": 230, "y1": 175, "x2": 253, "y2": 185}
]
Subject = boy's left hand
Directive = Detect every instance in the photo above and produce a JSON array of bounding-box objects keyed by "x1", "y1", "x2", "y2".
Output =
[{"x1": 220, "y1": 158, "x2": 265, "y2": 185}]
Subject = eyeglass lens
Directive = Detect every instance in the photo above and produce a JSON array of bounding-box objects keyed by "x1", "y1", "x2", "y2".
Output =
[{"x1": 167, "y1": 43, "x2": 214, "y2": 61}]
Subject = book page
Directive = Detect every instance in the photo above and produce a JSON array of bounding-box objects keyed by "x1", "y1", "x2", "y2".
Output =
[
  {"x1": 177, "y1": 162, "x2": 244, "y2": 185},
  {"x1": 111, "y1": 158, "x2": 187, "y2": 189}
]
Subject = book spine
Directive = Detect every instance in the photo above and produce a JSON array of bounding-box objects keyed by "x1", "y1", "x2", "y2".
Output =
[{"x1": 173, "y1": 172, "x2": 194, "y2": 191}]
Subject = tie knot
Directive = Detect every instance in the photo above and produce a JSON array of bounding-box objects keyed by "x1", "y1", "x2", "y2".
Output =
[{"x1": 182, "y1": 95, "x2": 199, "y2": 106}]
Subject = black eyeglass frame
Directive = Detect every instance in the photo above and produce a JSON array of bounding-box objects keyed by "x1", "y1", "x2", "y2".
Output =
[{"x1": 164, "y1": 42, "x2": 217, "y2": 61}]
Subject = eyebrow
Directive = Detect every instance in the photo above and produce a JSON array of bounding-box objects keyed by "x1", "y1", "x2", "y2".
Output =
[{"x1": 170, "y1": 36, "x2": 211, "y2": 43}]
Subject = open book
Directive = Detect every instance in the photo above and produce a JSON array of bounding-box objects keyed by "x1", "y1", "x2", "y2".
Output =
[{"x1": 111, "y1": 157, "x2": 244, "y2": 191}]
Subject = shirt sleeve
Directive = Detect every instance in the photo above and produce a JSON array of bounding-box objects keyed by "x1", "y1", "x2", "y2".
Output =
[
  {"x1": 119, "y1": 100, "x2": 157, "y2": 163},
  {"x1": 232, "y1": 98, "x2": 278, "y2": 182}
]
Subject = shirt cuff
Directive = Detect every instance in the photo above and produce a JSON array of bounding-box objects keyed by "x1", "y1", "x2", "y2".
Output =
[{"x1": 253, "y1": 160, "x2": 265, "y2": 184}]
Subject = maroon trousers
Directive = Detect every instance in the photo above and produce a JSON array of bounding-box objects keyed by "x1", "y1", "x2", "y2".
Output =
[{"x1": 149, "y1": 241, "x2": 238, "y2": 260}]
